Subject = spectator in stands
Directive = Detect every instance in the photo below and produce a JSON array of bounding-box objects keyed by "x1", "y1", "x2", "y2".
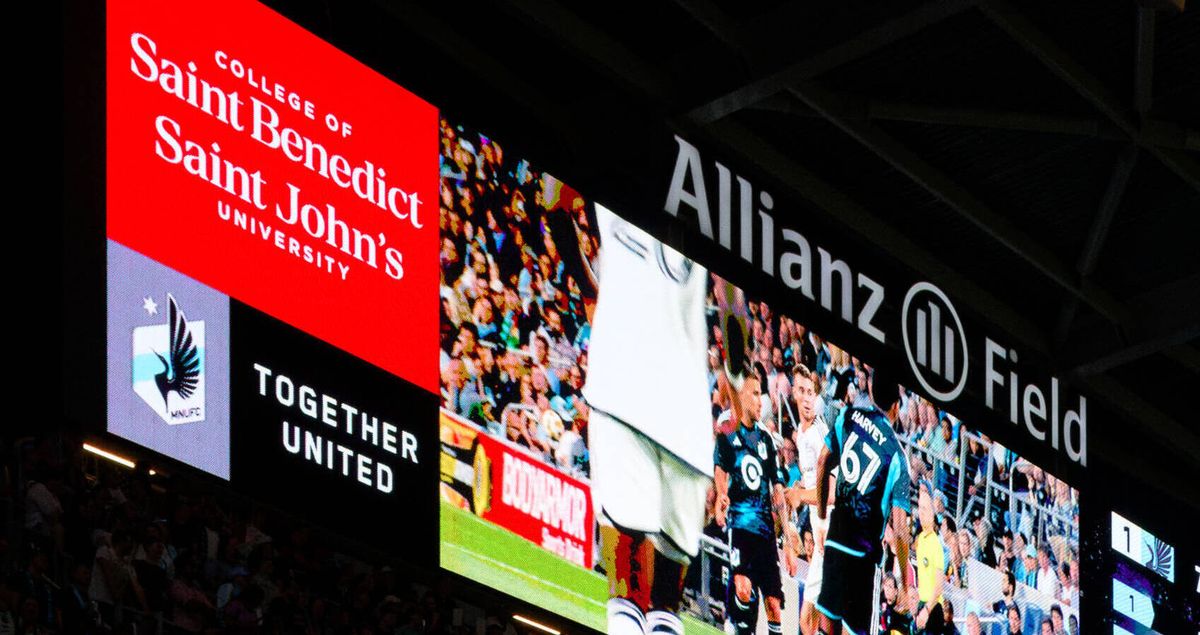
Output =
[
  {"x1": 1056, "y1": 562, "x2": 1074, "y2": 607},
  {"x1": 89, "y1": 530, "x2": 148, "y2": 618},
  {"x1": 879, "y1": 572, "x2": 912, "y2": 635},
  {"x1": 9, "y1": 551, "x2": 55, "y2": 629},
  {"x1": 973, "y1": 514, "x2": 996, "y2": 567},
  {"x1": 1016, "y1": 539, "x2": 1037, "y2": 587},
  {"x1": 131, "y1": 540, "x2": 168, "y2": 612},
  {"x1": 1040, "y1": 617, "x2": 1054, "y2": 635},
  {"x1": 963, "y1": 434, "x2": 988, "y2": 499},
  {"x1": 59, "y1": 562, "x2": 98, "y2": 634},
  {"x1": 553, "y1": 410, "x2": 586, "y2": 476},
  {"x1": 955, "y1": 528, "x2": 973, "y2": 587},
  {"x1": 965, "y1": 609, "x2": 983, "y2": 635},
  {"x1": 945, "y1": 534, "x2": 963, "y2": 589},
  {"x1": 1066, "y1": 558, "x2": 1080, "y2": 607},
  {"x1": 169, "y1": 554, "x2": 214, "y2": 633},
  {"x1": 1035, "y1": 545, "x2": 1059, "y2": 599},
  {"x1": 223, "y1": 583, "x2": 264, "y2": 633},
  {"x1": 997, "y1": 529, "x2": 1016, "y2": 577},
  {"x1": 15, "y1": 595, "x2": 51, "y2": 635},
  {"x1": 992, "y1": 571, "x2": 1018, "y2": 617},
  {"x1": 1007, "y1": 604, "x2": 1023, "y2": 635},
  {"x1": 22, "y1": 471, "x2": 64, "y2": 554},
  {"x1": 939, "y1": 515, "x2": 957, "y2": 573},
  {"x1": 215, "y1": 566, "x2": 250, "y2": 613},
  {"x1": 1049, "y1": 605, "x2": 1065, "y2": 635},
  {"x1": 940, "y1": 599, "x2": 956, "y2": 635}
]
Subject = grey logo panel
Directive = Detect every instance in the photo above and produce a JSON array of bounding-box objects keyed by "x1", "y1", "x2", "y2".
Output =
[{"x1": 106, "y1": 240, "x2": 231, "y2": 480}]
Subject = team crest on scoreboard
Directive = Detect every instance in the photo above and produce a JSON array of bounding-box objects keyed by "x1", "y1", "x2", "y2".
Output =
[{"x1": 132, "y1": 294, "x2": 205, "y2": 424}]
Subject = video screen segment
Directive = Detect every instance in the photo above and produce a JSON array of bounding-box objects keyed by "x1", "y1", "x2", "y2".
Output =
[{"x1": 437, "y1": 119, "x2": 1081, "y2": 635}]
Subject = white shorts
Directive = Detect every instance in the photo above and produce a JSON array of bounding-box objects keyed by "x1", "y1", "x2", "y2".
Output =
[
  {"x1": 803, "y1": 505, "x2": 832, "y2": 605},
  {"x1": 589, "y1": 410, "x2": 712, "y2": 563}
]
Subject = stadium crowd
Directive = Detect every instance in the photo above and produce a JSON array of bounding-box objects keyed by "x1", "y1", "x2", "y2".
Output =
[
  {"x1": 437, "y1": 119, "x2": 1082, "y2": 634},
  {"x1": 4, "y1": 432, "x2": 511, "y2": 635},
  {"x1": 438, "y1": 120, "x2": 594, "y2": 479}
]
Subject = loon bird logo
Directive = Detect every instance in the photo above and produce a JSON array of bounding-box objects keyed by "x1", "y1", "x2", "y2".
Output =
[
  {"x1": 133, "y1": 294, "x2": 205, "y2": 424},
  {"x1": 154, "y1": 296, "x2": 201, "y2": 407}
]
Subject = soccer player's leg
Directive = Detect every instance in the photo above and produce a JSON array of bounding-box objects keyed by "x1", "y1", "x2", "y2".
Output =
[
  {"x1": 833, "y1": 552, "x2": 876, "y2": 635},
  {"x1": 727, "y1": 567, "x2": 759, "y2": 635},
  {"x1": 751, "y1": 533, "x2": 785, "y2": 635},
  {"x1": 591, "y1": 411, "x2": 663, "y2": 635},
  {"x1": 649, "y1": 448, "x2": 712, "y2": 635},
  {"x1": 723, "y1": 529, "x2": 765, "y2": 635},
  {"x1": 814, "y1": 545, "x2": 862, "y2": 635}
]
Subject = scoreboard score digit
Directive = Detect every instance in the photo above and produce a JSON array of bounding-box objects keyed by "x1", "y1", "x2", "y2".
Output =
[{"x1": 1111, "y1": 512, "x2": 1175, "y2": 582}]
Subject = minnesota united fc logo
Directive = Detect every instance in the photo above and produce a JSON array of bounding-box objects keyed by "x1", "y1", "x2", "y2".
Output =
[{"x1": 132, "y1": 294, "x2": 205, "y2": 424}]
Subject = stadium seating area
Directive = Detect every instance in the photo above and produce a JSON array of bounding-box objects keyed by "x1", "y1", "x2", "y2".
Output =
[{"x1": 3, "y1": 432, "x2": 516, "y2": 635}]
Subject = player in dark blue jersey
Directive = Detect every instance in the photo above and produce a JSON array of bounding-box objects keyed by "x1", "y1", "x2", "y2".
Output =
[
  {"x1": 814, "y1": 364, "x2": 912, "y2": 635},
  {"x1": 714, "y1": 363, "x2": 788, "y2": 635}
]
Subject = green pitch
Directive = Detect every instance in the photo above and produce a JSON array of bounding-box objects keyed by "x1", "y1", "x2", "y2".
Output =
[{"x1": 441, "y1": 501, "x2": 723, "y2": 635}]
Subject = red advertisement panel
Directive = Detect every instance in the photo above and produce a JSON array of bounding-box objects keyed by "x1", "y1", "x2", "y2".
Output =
[
  {"x1": 474, "y1": 431, "x2": 594, "y2": 568},
  {"x1": 107, "y1": 0, "x2": 437, "y2": 391}
]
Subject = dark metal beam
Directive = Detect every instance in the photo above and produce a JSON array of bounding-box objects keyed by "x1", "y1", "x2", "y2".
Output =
[
  {"x1": 1164, "y1": 342, "x2": 1200, "y2": 374},
  {"x1": 502, "y1": 0, "x2": 677, "y2": 105},
  {"x1": 682, "y1": 0, "x2": 978, "y2": 124},
  {"x1": 1073, "y1": 323, "x2": 1200, "y2": 376},
  {"x1": 1076, "y1": 147, "x2": 1139, "y2": 277},
  {"x1": 865, "y1": 102, "x2": 1121, "y2": 139},
  {"x1": 785, "y1": 80, "x2": 1132, "y2": 324},
  {"x1": 1134, "y1": 7, "x2": 1156, "y2": 116},
  {"x1": 748, "y1": 95, "x2": 1198, "y2": 150},
  {"x1": 1079, "y1": 373, "x2": 1200, "y2": 485},
  {"x1": 1053, "y1": 147, "x2": 1139, "y2": 345},
  {"x1": 1068, "y1": 272, "x2": 1200, "y2": 375},
  {"x1": 981, "y1": 0, "x2": 1200, "y2": 195},
  {"x1": 669, "y1": 0, "x2": 751, "y2": 53},
  {"x1": 365, "y1": 0, "x2": 574, "y2": 133}
]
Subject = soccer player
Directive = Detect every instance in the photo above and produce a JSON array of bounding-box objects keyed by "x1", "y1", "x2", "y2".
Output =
[
  {"x1": 582, "y1": 205, "x2": 713, "y2": 635},
  {"x1": 714, "y1": 361, "x2": 789, "y2": 635},
  {"x1": 813, "y1": 365, "x2": 912, "y2": 635},
  {"x1": 784, "y1": 364, "x2": 833, "y2": 635}
]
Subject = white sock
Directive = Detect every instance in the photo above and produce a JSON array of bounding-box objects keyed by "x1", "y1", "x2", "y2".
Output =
[
  {"x1": 608, "y1": 598, "x2": 646, "y2": 635},
  {"x1": 645, "y1": 610, "x2": 684, "y2": 635}
]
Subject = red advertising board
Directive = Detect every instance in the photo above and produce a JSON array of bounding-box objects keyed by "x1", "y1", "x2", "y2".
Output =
[
  {"x1": 107, "y1": 0, "x2": 438, "y2": 391},
  {"x1": 474, "y1": 430, "x2": 594, "y2": 568}
]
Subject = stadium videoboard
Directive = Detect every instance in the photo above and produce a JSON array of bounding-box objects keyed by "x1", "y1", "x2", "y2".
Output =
[{"x1": 92, "y1": 1, "x2": 1198, "y2": 634}]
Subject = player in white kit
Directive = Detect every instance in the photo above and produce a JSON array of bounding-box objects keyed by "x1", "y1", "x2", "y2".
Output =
[
  {"x1": 583, "y1": 204, "x2": 714, "y2": 635},
  {"x1": 785, "y1": 364, "x2": 834, "y2": 635}
]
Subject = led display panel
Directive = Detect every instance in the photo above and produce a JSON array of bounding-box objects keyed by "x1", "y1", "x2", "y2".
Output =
[{"x1": 436, "y1": 120, "x2": 1082, "y2": 635}]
